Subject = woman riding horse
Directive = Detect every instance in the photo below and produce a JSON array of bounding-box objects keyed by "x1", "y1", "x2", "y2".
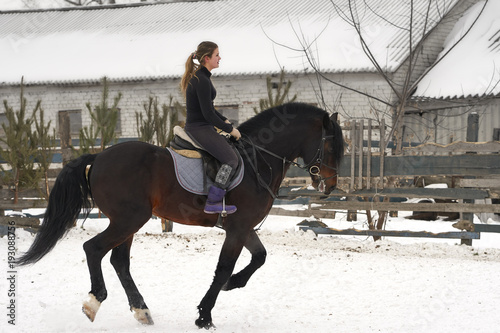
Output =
[
  {"x1": 180, "y1": 41, "x2": 241, "y2": 214},
  {"x1": 16, "y1": 102, "x2": 344, "y2": 329}
]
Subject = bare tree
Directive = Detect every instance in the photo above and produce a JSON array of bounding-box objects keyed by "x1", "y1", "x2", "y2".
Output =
[
  {"x1": 63, "y1": 0, "x2": 114, "y2": 5},
  {"x1": 13, "y1": 0, "x2": 156, "y2": 9},
  {"x1": 63, "y1": 0, "x2": 162, "y2": 5},
  {"x1": 269, "y1": 0, "x2": 489, "y2": 154}
]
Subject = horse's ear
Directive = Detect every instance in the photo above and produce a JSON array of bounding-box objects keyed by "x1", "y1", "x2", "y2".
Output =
[
  {"x1": 330, "y1": 112, "x2": 338, "y2": 123},
  {"x1": 323, "y1": 113, "x2": 331, "y2": 129},
  {"x1": 323, "y1": 112, "x2": 338, "y2": 129}
]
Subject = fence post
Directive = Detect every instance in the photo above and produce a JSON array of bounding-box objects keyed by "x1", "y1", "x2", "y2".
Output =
[
  {"x1": 350, "y1": 121, "x2": 356, "y2": 190},
  {"x1": 379, "y1": 119, "x2": 385, "y2": 189},
  {"x1": 358, "y1": 120, "x2": 363, "y2": 189},
  {"x1": 466, "y1": 112, "x2": 479, "y2": 143},
  {"x1": 347, "y1": 121, "x2": 357, "y2": 221},
  {"x1": 367, "y1": 119, "x2": 372, "y2": 190},
  {"x1": 58, "y1": 111, "x2": 72, "y2": 165},
  {"x1": 461, "y1": 112, "x2": 479, "y2": 245},
  {"x1": 162, "y1": 218, "x2": 173, "y2": 232}
]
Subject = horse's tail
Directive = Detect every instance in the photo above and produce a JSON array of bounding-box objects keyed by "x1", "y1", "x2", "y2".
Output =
[{"x1": 16, "y1": 154, "x2": 97, "y2": 266}]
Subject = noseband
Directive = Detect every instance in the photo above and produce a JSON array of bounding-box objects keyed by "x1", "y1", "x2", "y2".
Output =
[{"x1": 303, "y1": 129, "x2": 338, "y2": 182}]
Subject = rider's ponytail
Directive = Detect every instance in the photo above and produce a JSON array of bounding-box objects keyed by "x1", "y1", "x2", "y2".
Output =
[{"x1": 180, "y1": 41, "x2": 218, "y2": 97}]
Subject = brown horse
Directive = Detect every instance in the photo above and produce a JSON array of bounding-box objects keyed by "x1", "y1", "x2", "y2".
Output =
[{"x1": 16, "y1": 103, "x2": 344, "y2": 329}]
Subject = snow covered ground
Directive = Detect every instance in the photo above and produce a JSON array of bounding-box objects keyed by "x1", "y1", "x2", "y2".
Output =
[{"x1": 2, "y1": 208, "x2": 500, "y2": 333}]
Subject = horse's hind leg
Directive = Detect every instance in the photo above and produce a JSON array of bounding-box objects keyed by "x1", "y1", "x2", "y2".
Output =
[
  {"x1": 82, "y1": 213, "x2": 149, "y2": 323},
  {"x1": 110, "y1": 235, "x2": 154, "y2": 325},
  {"x1": 223, "y1": 230, "x2": 267, "y2": 291}
]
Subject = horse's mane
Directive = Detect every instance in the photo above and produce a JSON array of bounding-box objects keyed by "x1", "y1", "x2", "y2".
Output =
[
  {"x1": 238, "y1": 103, "x2": 326, "y2": 134},
  {"x1": 238, "y1": 103, "x2": 344, "y2": 162}
]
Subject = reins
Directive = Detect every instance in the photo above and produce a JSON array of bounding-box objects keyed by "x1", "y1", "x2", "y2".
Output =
[
  {"x1": 237, "y1": 135, "x2": 279, "y2": 199},
  {"x1": 236, "y1": 128, "x2": 338, "y2": 199}
]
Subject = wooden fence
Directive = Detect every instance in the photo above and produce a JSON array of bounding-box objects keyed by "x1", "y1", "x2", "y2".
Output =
[
  {"x1": 1, "y1": 118, "x2": 500, "y2": 244},
  {"x1": 274, "y1": 118, "x2": 500, "y2": 245}
]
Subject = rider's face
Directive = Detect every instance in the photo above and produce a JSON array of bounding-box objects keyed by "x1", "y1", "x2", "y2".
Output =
[{"x1": 204, "y1": 48, "x2": 220, "y2": 72}]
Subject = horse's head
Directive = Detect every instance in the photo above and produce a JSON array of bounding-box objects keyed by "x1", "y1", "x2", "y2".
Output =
[{"x1": 303, "y1": 112, "x2": 344, "y2": 195}]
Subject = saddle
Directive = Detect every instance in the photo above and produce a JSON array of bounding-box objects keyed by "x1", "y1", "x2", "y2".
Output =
[
  {"x1": 170, "y1": 126, "x2": 204, "y2": 158},
  {"x1": 169, "y1": 126, "x2": 243, "y2": 192}
]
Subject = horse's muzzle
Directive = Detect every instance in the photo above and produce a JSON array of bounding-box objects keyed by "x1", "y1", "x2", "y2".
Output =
[{"x1": 314, "y1": 179, "x2": 335, "y2": 195}]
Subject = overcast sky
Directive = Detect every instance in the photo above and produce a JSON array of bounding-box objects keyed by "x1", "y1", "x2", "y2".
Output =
[{"x1": 0, "y1": 0, "x2": 147, "y2": 10}]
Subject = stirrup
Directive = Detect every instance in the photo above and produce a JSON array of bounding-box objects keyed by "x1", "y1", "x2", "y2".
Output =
[{"x1": 221, "y1": 196, "x2": 227, "y2": 217}]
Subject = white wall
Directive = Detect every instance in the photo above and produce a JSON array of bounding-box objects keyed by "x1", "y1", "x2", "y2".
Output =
[
  {"x1": 1, "y1": 71, "x2": 393, "y2": 139},
  {"x1": 404, "y1": 98, "x2": 500, "y2": 145}
]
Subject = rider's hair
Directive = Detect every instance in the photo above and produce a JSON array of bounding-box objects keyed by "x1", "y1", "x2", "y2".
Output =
[{"x1": 180, "y1": 41, "x2": 218, "y2": 97}]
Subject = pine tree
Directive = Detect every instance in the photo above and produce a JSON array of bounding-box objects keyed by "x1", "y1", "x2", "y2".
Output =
[
  {"x1": 0, "y1": 79, "x2": 42, "y2": 204},
  {"x1": 79, "y1": 76, "x2": 122, "y2": 154},
  {"x1": 77, "y1": 123, "x2": 98, "y2": 155},
  {"x1": 136, "y1": 96, "x2": 157, "y2": 144},
  {"x1": 32, "y1": 106, "x2": 56, "y2": 199},
  {"x1": 136, "y1": 95, "x2": 186, "y2": 148},
  {"x1": 158, "y1": 97, "x2": 186, "y2": 148},
  {"x1": 254, "y1": 67, "x2": 297, "y2": 114}
]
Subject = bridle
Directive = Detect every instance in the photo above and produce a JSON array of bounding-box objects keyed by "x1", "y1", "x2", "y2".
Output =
[
  {"x1": 237, "y1": 128, "x2": 339, "y2": 198},
  {"x1": 302, "y1": 128, "x2": 339, "y2": 182}
]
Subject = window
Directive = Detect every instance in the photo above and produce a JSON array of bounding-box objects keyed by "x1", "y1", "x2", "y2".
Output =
[
  {"x1": 60, "y1": 109, "x2": 122, "y2": 136},
  {"x1": 216, "y1": 105, "x2": 239, "y2": 126},
  {"x1": 113, "y1": 109, "x2": 122, "y2": 134},
  {"x1": 58, "y1": 110, "x2": 82, "y2": 137},
  {"x1": 494, "y1": 128, "x2": 500, "y2": 141}
]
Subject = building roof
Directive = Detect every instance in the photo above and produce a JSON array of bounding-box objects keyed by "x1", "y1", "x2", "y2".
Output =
[
  {"x1": 414, "y1": 0, "x2": 500, "y2": 99},
  {"x1": 0, "y1": 0, "x2": 458, "y2": 85}
]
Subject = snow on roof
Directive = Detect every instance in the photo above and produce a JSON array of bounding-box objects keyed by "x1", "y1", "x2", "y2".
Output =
[
  {"x1": 0, "y1": 0, "x2": 68, "y2": 11},
  {"x1": 0, "y1": 0, "x2": 458, "y2": 85},
  {"x1": 414, "y1": 0, "x2": 500, "y2": 99}
]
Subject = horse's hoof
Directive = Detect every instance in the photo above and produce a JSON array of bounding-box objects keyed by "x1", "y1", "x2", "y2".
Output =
[
  {"x1": 132, "y1": 307, "x2": 154, "y2": 325},
  {"x1": 195, "y1": 318, "x2": 216, "y2": 330},
  {"x1": 82, "y1": 293, "x2": 101, "y2": 322}
]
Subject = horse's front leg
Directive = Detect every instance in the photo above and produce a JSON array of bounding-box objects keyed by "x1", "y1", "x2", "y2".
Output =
[
  {"x1": 223, "y1": 230, "x2": 266, "y2": 291},
  {"x1": 196, "y1": 230, "x2": 246, "y2": 329}
]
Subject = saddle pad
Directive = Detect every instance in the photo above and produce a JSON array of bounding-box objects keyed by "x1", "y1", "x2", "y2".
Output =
[{"x1": 167, "y1": 147, "x2": 244, "y2": 195}]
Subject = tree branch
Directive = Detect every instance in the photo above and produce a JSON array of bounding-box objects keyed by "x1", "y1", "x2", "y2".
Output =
[
  {"x1": 343, "y1": 0, "x2": 403, "y2": 100},
  {"x1": 63, "y1": 0, "x2": 86, "y2": 5},
  {"x1": 261, "y1": 23, "x2": 395, "y2": 108}
]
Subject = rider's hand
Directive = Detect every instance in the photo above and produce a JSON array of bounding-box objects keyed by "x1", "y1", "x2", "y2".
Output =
[{"x1": 230, "y1": 128, "x2": 241, "y2": 141}]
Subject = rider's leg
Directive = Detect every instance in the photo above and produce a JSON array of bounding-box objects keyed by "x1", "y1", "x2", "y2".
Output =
[{"x1": 184, "y1": 124, "x2": 239, "y2": 215}]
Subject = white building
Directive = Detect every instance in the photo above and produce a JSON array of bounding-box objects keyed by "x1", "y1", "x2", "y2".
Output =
[
  {"x1": 0, "y1": 0, "x2": 489, "y2": 144},
  {"x1": 407, "y1": 0, "x2": 500, "y2": 144}
]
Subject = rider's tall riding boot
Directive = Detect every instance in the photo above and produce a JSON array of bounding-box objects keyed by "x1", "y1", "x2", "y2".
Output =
[{"x1": 203, "y1": 164, "x2": 237, "y2": 214}]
